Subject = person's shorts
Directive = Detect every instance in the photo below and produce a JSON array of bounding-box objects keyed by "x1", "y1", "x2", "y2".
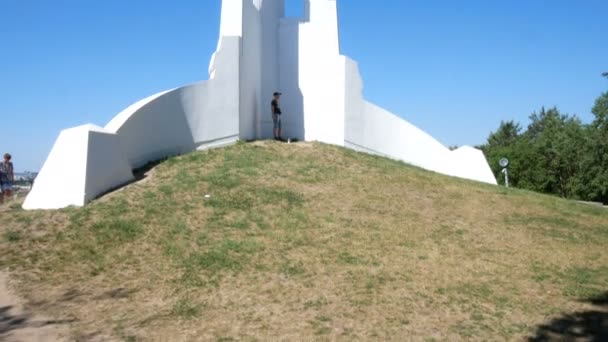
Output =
[
  {"x1": 273, "y1": 114, "x2": 282, "y2": 130},
  {"x1": 0, "y1": 181, "x2": 13, "y2": 192}
]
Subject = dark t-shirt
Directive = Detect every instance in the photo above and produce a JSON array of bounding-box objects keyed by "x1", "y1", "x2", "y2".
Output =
[
  {"x1": 0, "y1": 162, "x2": 13, "y2": 182},
  {"x1": 271, "y1": 99, "x2": 282, "y2": 115}
]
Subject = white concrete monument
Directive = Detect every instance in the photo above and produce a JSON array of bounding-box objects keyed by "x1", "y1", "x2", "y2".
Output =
[{"x1": 23, "y1": 0, "x2": 497, "y2": 210}]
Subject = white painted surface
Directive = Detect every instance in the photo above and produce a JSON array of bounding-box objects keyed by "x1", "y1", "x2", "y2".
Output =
[
  {"x1": 259, "y1": 0, "x2": 285, "y2": 138},
  {"x1": 23, "y1": 125, "x2": 133, "y2": 210},
  {"x1": 219, "y1": 0, "x2": 244, "y2": 39},
  {"x1": 297, "y1": 0, "x2": 345, "y2": 145},
  {"x1": 449, "y1": 146, "x2": 497, "y2": 184},
  {"x1": 278, "y1": 18, "x2": 304, "y2": 139},
  {"x1": 239, "y1": 0, "x2": 264, "y2": 140},
  {"x1": 25, "y1": 36, "x2": 241, "y2": 209},
  {"x1": 106, "y1": 36, "x2": 240, "y2": 169},
  {"x1": 25, "y1": 0, "x2": 496, "y2": 210},
  {"x1": 342, "y1": 59, "x2": 496, "y2": 184},
  {"x1": 85, "y1": 128, "x2": 135, "y2": 202}
]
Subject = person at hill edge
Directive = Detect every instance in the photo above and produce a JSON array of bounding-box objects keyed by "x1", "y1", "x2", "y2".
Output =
[
  {"x1": 0, "y1": 153, "x2": 14, "y2": 204},
  {"x1": 271, "y1": 92, "x2": 284, "y2": 141}
]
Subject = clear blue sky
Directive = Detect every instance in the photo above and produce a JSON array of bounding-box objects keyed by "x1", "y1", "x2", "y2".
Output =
[{"x1": 1, "y1": 0, "x2": 606, "y2": 172}]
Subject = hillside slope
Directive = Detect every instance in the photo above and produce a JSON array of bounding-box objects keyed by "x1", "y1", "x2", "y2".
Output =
[{"x1": 1, "y1": 141, "x2": 607, "y2": 341}]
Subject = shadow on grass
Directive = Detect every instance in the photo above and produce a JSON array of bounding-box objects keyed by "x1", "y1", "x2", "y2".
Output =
[
  {"x1": 529, "y1": 292, "x2": 608, "y2": 341},
  {"x1": 0, "y1": 305, "x2": 75, "y2": 337},
  {"x1": 0, "y1": 286, "x2": 132, "y2": 337},
  {"x1": 95, "y1": 158, "x2": 166, "y2": 201}
]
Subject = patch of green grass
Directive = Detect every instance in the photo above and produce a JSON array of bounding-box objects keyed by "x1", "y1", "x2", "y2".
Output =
[
  {"x1": 530, "y1": 263, "x2": 559, "y2": 283},
  {"x1": 506, "y1": 214, "x2": 596, "y2": 243},
  {"x1": 229, "y1": 217, "x2": 250, "y2": 230},
  {"x1": 562, "y1": 266, "x2": 608, "y2": 298},
  {"x1": 94, "y1": 198, "x2": 131, "y2": 218},
  {"x1": 275, "y1": 210, "x2": 311, "y2": 231},
  {"x1": 294, "y1": 162, "x2": 338, "y2": 184},
  {"x1": 4, "y1": 230, "x2": 21, "y2": 242},
  {"x1": 158, "y1": 184, "x2": 174, "y2": 196},
  {"x1": 203, "y1": 168, "x2": 242, "y2": 189},
  {"x1": 530, "y1": 263, "x2": 608, "y2": 299},
  {"x1": 498, "y1": 323, "x2": 530, "y2": 338},
  {"x1": 172, "y1": 298, "x2": 202, "y2": 320},
  {"x1": 191, "y1": 248, "x2": 241, "y2": 272},
  {"x1": 216, "y1": 337, "x2": 237, "y2": 342},
  {"x1": 141, "y1": 190, "x2": 161, "y2": 216},
  {"x1": 316, "y1": 315, "x2": 332, "y2": 322},
  {"x1": 179, "y1": 151, "x2": 213, "y2": 165},
  {"x1": 250, "y1": 212, "x2": 269, "y2": 230},
  {"x1": 508, "y1": 215, "x2": 580, "y2": 230},
  {"x1": 258, "y1": 188, "x2": 305, "y2": 207},
  {"x1": 280, "y1": 260, "x2": 306, "y2": 277},
  {"x1": 337, "y1": 251, "x2": 366, "y2": 265},
  {"x1": 437, "y1": 282, "x2": 504, "y2": 312},
  {"x1": 162, "y1": 238, "x2": 185, "y2": 260},
  {"x1": 365, "y1": 275, "x2": 388, "y2": 292},
  {"x1": 9, "y1": 203, "x2": 23, "y2": 211},
  {"x1": 174, "y1": 170, "x2": 200, "y2": 191},
  {"x1": 186, "y1": 239, "x2": 260, "y2": 274},
  {"x1": 456, "y1": 283, "x2": 494, "y2": 300},
  {"x1": 76, "y1": 243, "x2": 107, "y2": 275},
  {"x1": 169, "y1": 221, "x2": 191, "y2": 237},
  {"x1": 14, "y1": 214, "x2": 33, "y2": 226},
  {"x1": 68, "y1": 206, "x2": 92, "y2": 225},
  {"x1": 206, "y1": 194, "x2": 253, "y2": 211},
  {"x1": 91, "y1": 219, "x2": 142, "y2": 244},
  {"x1": 430, "y1": 224, "x2": 467, "y2": 243},
  {"x1": 450, "y1": 321, "x2": 479, "y2": 338},
  {"x1": 471, "y1": 311, "x2": 485, "y2": 321},
  {"x1": 196, "y1": 233, "x2": 208, "y2": 247},
  {"x1": 304, "y1": 297, "x2": 329, "y2": 310},
  {"x1": 309, "y1": 315, "x2": 333, "y2": 335}
]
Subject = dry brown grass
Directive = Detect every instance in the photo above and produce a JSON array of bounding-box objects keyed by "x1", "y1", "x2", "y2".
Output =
[{"x1": 1, "y1": 141, "x2": 607, "y2": 341}]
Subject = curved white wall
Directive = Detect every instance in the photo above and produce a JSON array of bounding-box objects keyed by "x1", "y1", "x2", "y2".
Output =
[
  {"x1": 104, "y1": 36, "x2": 241, "y2": 169},
  {"x1": 105, "y1": 87, "x2": 198, "y2": 169},
  {"x1": 343, "y1": 57, "x2": 496, "y2": 184},
  {"x1": 302, "y1": 1, "x2": 496, "y2": 185},
  {"x1": 24, "y1": 36, "x2": 242, "y2": 209}
]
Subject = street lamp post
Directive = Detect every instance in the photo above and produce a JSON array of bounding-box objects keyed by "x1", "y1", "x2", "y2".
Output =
[{"x1": 499, "y1": 158, "x2": 509, "y2": 188}]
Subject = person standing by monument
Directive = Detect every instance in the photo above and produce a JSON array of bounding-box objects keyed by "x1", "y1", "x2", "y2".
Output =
[
  {"x1": 271, "y1": 92, "x2": 283, "y2": 141},
  {"x1": 0, "y1": 153, "x2": 14, "y2": 204}
]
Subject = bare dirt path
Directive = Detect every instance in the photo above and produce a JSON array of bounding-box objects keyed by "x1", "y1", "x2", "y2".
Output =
[{"x1": 0, "y1": 271, "x2": 68, "y2": 342}]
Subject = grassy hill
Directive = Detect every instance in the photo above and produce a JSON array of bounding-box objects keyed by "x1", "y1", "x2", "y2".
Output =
[{"x1": 1, "y1": 141, "x2": 607, "y2": 341}]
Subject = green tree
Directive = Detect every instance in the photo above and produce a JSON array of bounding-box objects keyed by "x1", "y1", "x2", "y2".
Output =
[
  {"x1": 482, "y1": 75, "x2": 608, "y2": 203},
  {"x1": 487, "y1": 121, "x2": 521, "y2": 148},
  {"x1": 482, "y1": 108, "x2": 587, "y2": 198},
  {"x1": 482, "y1": 120, "x2": 526, "y2": 187},
  {"x1": 576, "y1": 91, "x2": 608, "y2": 203},
  {"x1": 523, "y1": 108, "x2": 585, "y2": 198}
]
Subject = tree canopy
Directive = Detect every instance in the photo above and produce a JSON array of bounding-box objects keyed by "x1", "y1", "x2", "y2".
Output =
[{"x1": 482, "y1": 84, "x2": 608, "y2": 204}]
